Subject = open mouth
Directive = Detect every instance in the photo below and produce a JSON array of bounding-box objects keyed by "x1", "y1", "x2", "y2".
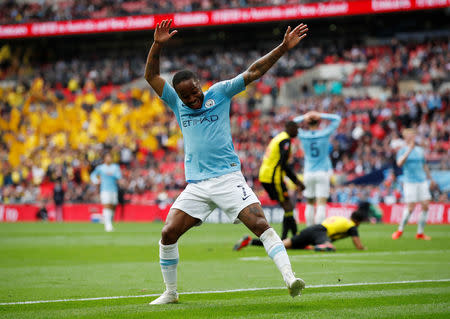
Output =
[{"x1": 191, "y1": 100, "x2": 201, "y2": 108}]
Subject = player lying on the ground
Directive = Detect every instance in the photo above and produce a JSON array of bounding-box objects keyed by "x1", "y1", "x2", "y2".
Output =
[{"x1": 234, "y1": 210, "x2": 367, "y2": 252}]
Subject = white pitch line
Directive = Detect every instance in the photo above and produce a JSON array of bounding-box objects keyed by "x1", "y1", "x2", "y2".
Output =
[
  {"x1": 239, "y1": 249, "x2": 450, "y2": 261},
  {"x1": 0, "y1": 279, "x2": 449, "y2": 306}
]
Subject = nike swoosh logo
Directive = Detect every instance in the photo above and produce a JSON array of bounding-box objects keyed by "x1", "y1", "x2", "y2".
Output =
[{"x1": 242, "y1": 195, "x2": 251, "y2": 201}]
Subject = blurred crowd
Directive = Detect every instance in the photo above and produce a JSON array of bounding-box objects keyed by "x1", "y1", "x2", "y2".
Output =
[
  {"x1": 1, "y1": 0, "x2": 357, "y2": 25},
  {"x1": 0, "y1": 37, "x2": 449, "y2": 206},
  {"x1": 1, "y1": 38, "x2": 448, "y2": 95}
]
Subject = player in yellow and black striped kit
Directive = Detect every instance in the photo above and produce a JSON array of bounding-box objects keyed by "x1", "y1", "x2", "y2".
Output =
[
  {"x1": 234, "y1": 210, "x2": 367, "y2": 252},
  {"x1": 258, "y1": 121, "x2": 305, "y2": 239}
]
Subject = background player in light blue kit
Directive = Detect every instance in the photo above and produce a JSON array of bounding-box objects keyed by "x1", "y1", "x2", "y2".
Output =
[
  {"x1": 144, "y1": 19, "x2": 308, "y2": 305},
  {"x1": 392, "y1": 128, "x2": 435, "y2": 240},
  {"x1": 90, "y1": 153, "x2": 122, "y2": 232},
  {"x1": 294, "y1": 111, "x2": 341, "y2": 226}
]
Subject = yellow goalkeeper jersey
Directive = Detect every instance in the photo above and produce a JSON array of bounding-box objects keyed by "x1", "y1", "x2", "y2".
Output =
[{"x1": 322, "y1": 216, "x2": 357, "y2": 241}]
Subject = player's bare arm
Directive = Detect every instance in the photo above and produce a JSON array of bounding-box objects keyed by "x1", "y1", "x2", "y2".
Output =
[
  {"x1": 301, "y1": 111, "x2": 319, "y2": 125},
  {"x1": 307, "y1": 111, "x2": 321, "y2": 119},
  {"x1": 423, "y1": 163, "x2": 436, "y2": 189},
  {"x1": 396, "y1": 140, "x2": 415, "y2": 167},
  {"x1": 144, "y1": 19, "x2": 178, "y2": 96},
  {"x1": 352, "y1": 236, "x2": 366, "y2": 250},
  {"x1": 243, "y1": 23, "x2": 308, "y2": 86}
]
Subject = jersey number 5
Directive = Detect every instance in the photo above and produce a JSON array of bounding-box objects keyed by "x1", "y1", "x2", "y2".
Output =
[{"x1": 310, "y1": 142, "x2": 320, "y2": 158}]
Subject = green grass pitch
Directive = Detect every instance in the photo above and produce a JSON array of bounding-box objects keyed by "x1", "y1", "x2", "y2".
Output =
[{"x1": 0, "y1": 222, "x2": 449, "y2": 318}]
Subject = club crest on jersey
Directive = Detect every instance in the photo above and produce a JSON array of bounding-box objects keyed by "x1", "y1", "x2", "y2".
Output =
[{"x1": 205, "y1": 99, "x2": 215, "y2": 108}]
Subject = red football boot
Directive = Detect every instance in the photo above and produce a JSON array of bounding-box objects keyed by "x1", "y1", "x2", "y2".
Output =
[
  {"x1": 233, "y1": 235, "x2": 252, "y2": 251},
  {"x1": 392, "y1": 230, "x2": 403, "y2": 240},
  {"x1": 415, "y1": 233, "x2": 431, "y2": 240}
]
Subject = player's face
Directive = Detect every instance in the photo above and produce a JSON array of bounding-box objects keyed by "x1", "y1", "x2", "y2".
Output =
[
  {"x1": 104, "y1": 154, "x2": 112, "y2": 164},
  {"x1": 175, "y1": 79, "x2": 204, "y2": 109},
  {"x1": 403, "y1": 131, "x2": 416, "y2": 144}
]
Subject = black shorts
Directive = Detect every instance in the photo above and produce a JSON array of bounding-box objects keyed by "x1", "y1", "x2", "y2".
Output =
[
  {"x1": 261, "y1": 182, "x2": 288, "y2": 203},
  {"x1": 291, "y1": 225, "x2": 330, "y2": 249}
]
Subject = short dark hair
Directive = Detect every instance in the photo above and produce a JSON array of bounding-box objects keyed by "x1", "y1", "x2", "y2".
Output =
[
  {"x1": 285, "y1": 121, "x2": 298, "y2": 131},
  {"x1": 308, "y1": 118, "x2": 319, "y2": 127},
  {"x1": 172, "y1": 70, "x2": 197, "y2": 88},
  {"x1": 351, "y1": 210, "x2": 368, "y2": 223}
]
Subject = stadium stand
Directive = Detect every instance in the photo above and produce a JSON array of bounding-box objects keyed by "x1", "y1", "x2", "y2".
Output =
[
  {"x1": 0, "y1": 0, "x2": 361, "y2": 25},
  {"x1": 0, "y1": 7, "x2": 449, "y2": 206}
]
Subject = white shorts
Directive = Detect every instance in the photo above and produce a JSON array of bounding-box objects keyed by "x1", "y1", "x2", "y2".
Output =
[
  {"x1": 403, "y1": 181, "x2": 431, "y2": 203},
  {"x1": 171, "y1": 171, "x2": 260, "y2": 224},
  {"x1": 303, "y1": 171, "x2": 331, "y2": 199},
  {"x1": 100, "y1": 191, "x2": 118, "y2": 205}
]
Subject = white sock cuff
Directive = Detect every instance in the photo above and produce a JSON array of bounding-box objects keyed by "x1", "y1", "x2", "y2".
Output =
[
  {"x1": 260, "y1": 227, "x2": 277, "y2": 242},
  {"x1": 260, "y1": 228, "x2": 284, "y2": 253},
  {"x1": 159, "y1": 240, "x2": 179, "y2": 260}
]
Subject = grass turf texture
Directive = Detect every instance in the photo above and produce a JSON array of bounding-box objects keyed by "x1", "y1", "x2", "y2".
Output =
[{"x1": 0, "y1": 222, "x2": 449, "y2": 318}]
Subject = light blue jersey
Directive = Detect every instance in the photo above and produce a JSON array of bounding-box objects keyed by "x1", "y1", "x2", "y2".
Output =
[
  {"x1": 90, "y1": 163, "x2": 122, "y2": 192},
  {"x1": 396, "y1": 146, "x2": 427, "y2": 183},
  {"x1": 294, "y1": 113, "x2": 341, "y2": 172},
  {"x1": 161, "y1": 74, "x2": 245, "y2": 182}
]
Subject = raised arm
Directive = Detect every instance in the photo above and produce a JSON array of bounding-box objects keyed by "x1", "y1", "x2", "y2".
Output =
[
  {"x1": 396, "y1": 142, "x2": 414, "y2": 168},
  {"x1": 320, "y1": 113, "x2": 341, "y2": 132},
  {"x1": 294, "y1": 111, "x2": 340, "y2": 136},
  {"x1": 242, "y1": 23, "x2": 308, "y2": 86},
  {"x1": 294, "y1": 111, "x2": 320, "y2": 125},
  {"x1": 144, "y1": 19, "x2": 178, "y2": 97},
  {"x1": 293, "y1": 115, "x2": 306, "y2": 124}
]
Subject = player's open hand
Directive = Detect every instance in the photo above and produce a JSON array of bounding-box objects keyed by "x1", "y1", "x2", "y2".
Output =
[
  {"x1": 304, "y1": 110, "x2": 320, "y2": 123},
  {"x1": 429, "y1": 180, "x2": 437, "y2": 190},
  {"x1": 282, "y1": 23, "x2": 308, "y2": 50},
  {"x1": 154, "y1": 19, "x2": 178, "y2": 44}
]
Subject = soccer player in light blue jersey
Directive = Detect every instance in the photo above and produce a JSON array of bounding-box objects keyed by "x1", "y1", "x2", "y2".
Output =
[
  {"x1": 145, "y1": 19, "x2": 308, "y2": 305},
  {"x1": 294, "y1": 111, "x2": 341, "y2": 226},
  {"x1": 392, "y1": 129, "x2": 434, "y2": 241},
  {"x1": 90, "y1": 153, "x2": 122, "y2": 232}
]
